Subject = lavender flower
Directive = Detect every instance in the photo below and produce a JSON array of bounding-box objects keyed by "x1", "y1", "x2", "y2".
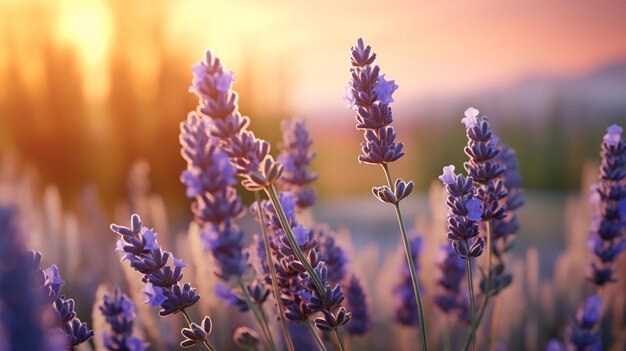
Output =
[
  {"x1": 318, "y1": 233, "x2": 349, "y2": 285},
  {"x1": 233, "y1": 327, "x2": 260, "y2": 351},
  {"x1": 0, "y1": 207, "x2": 55, "y2": 351},
  {"x1": 433, "y1": 245, "x2": 469, "y2": 320},
  {"x1": 546, "y1": 340, "x2": 565, "y2": 351},
  {"x1": 345, "y1": 274, "x2": 373, "y2": 335},
  {"x1": 588, "y1": 124, "x2": 626, "y2": 285},
  {"x1": 440, "y1": 165, "x2": 485, "y2": 258},
  {"x1": 99, "y1": 288, "x2": 148, "y2": 351},
  {"x1": 278, "y1": 119, "x2": 318, "y2": 209},
  {"x1": 111, "y1": 214, "x2": 201, "y2": 316},
  {"x1": 569, "y1": 295, "x2": 603, "y2": 351},
  {"x1": 492, "y1": 145, "x2": 524, "y2": 257},
  {"x1": 394, "y1": 236, "x2": 423, "y2": 326},
  {"x1": 348, "y1": 38, "x2": 404, "y2": 165}
]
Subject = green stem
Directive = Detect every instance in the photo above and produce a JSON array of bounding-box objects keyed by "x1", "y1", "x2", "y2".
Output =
[
  {"x1": 265, "y1": 184, "x2": 325, "y2": 296},
  {"x1": 381, "y1": 164, "x2": 428, "y2": 351},
  {"x1": 254, "y1": 192, "x2": 296, "y2": 351},
  {"x1": 180, "y1": 309, "x2": 216, "y2": 351},
  {"x1": 334, "y1": 328, "x2": 347, "y2": 351},
  {"x1": 464, "y1": 220, "x2": 494, "y2": 351},
  {"x1": 465, "y1": 253, "x2": 476, "y2": 351},
  {"x1": 238, "y1": 281, "x2": 277, "y2": 351},
  {"x1": 307, "y1": 320, "x2": 328, "y2": 351}
]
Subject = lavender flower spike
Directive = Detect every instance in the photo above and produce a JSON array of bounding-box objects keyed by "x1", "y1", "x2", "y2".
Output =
[
  {"x1": 0, "y1": 207, "x2": 55, "y2": 351},
  {"x1": 569, "y1": 295, "x2": 603, "y2": 350},
  {"x1": 100, "y1": 288, "x2": 148, "y2": 351},
  {"x1": 278, "y1": 119, "x2": 318, "y2": 209},
  {"x1": 348, "y1": 38, "x2": 404, "y2": 165},
  {"x1": 394, "y1": 236, "x2": 423, "y2": 326},
  {"x1": 588, "y1": 123, "x2": 626, "y2": 285}
]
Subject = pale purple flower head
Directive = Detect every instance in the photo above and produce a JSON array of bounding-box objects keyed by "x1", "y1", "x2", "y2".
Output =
[
  {"x1": 461, "y1": 107, "x2": 480, "y2": 129},
  {"x1": 580, "y1": 294, "x2": 602, "y2": 325},
  {"x1": 141, "y1": 228, "x2": 159, "y2": 250},
  {"x1": 216, "y1": 71, "x2": 235, "y2": 92},
  {"x1": 439, "y1": 165, "x2": 456, "y2": 185},
  {"x1": 293, "y1": 224, "x2": 309, "y2": 246},
  {"x1": 141, "y1": 282, "x2": 167, "y2": 307},
  {"x1": 373, "y1": 74, "x2": 398, "y2": 104},
  {"x1": 546, "y1": 340, "x2": 564, "y2": 351},
  {"x1": 603, "y1": 124, "x2": 623, "y2": 146}
]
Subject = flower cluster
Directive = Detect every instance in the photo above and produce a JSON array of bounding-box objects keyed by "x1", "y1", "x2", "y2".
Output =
[
  {"x1": 393, "y1": 236, "x2": 423, "y2": 326},
  {"x1": 0, "y1": 207, "x2": 53, "y2": 351},
  {"x1": 189, "y1": 50, "x2": 283, "y2": 192},
  {"x1": 347, "y1": 38, "x2": 404, "y2": 165},
  {"x1": 99, "y1": 288, "x2": 148, "y2": 351},
  {"x1": 345, "y1": 274, "x2": 373, "y2": 335},
  {"x1": 588, "y1": 124, "x2": 626, "y2": 285},
  {"x1": 439, "y1": 165, "x2": 485, "y2": 258},
  {"x1": 433, "y1": 245, "x2": 470, "y2": 322},
  {"x1": 492, "y1": 145, "x2": 524, "y2": 257},
  {"x1": 111, "y1": 214, "x2": 200, "y2": 317},
  {"x1": 256, "y1": 192, "x2": 351, "y2": 332},
  {"x1": 278, "y1": 119, "x2": 319, "y2": 210},
  {"x1": 570, "y1": 295, "x2": 603, "y2": 350}
]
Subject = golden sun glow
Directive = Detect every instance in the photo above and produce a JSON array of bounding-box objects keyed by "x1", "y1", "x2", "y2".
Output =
[{"x1": 55, "y1": 0, "x2": 113, "y2": 104}]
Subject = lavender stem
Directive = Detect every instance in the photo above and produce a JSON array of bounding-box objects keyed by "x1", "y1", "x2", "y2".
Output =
[
  {"x1": 465, "y1": 252, "x2": 477, "y2": 351},
  {"x1": 334, "y1": 328, "x2": 347, "y2": 351},
  {"x1": 464, "y1": 220, "x2": 494, "y2": 351},
  {"x1": 381, "y1": 164, "x2": 428, "y2": 351},
  {"x1": 265, "y1": 184, "x2": 325, "y2": 296},
  {"x1": 254, "y1": 192, "x2": 296, "y2": 351},
  {"x1": 307, "y1": 320, "x2": 328, "y2": 351},
  {"x1": 238, "y1": 281, "x2": 277, "y2": 351}
]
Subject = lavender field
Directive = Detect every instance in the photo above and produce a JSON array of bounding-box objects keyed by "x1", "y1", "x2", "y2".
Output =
[{"x1": 1, "y1": 1, "x2": 626, "y2": 351}]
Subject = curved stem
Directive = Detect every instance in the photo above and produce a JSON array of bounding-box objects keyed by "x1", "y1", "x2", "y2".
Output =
[
  {"x1": 488, "y1": 294, "x2": 502, "y2": 349},
  {"x1": 464, "y1": 220, "x2": 494, "y2": 351},
  {"x1": 381, "y1": 164, "x2": 428, "y2": 351},
  {"x1": 265, "y1": 184, "x2": 325, "y2": 296},
  {"x1": 180, "y1": 309, "x2": 216, "y2": 351},
  {"x1": 254, "y1": 192, "x2": 296, "y2": 351},
  {"x1": 334, "y1": 328, "x2": 347, "y2": 351},
  {"x1": 307, "y1": 320, "x2": 328, "y2": 351},
  {"x1": 238, "y1": 281, "x2": 277, "y2": 351},
  {"x1": 465, "y1": 253, "x2": 476, "y2": 351}
]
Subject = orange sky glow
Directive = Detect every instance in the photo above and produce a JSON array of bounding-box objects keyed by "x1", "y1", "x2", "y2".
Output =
[{"x1": 3, "y1": 0, "x2": 626, "y2": 114}]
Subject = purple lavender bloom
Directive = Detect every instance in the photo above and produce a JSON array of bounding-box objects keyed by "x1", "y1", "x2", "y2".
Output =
[
  {"x1": 100, "y1": 288, "x2": 149, "y2": 351},
  {"x1": 433, "y1": 245, "x2": 469, "y2": 320},
  {"x1": 111, "y1": 214, "x2": 201, "y2": 317},
  {"x1": 345, "y1": 274, "x2": 372, "y2": 335},
  {"x1": 0, "y1": 207, "x2": 54, "y2": 351},
  {"x1": 588, "y1": 124, "x2": 626, "y2": 285},
  {"x1": 394, "y1": 236, "x2": 422, "y2": 326},
  {"x1": 546, "y1": 340, "x2": 565, "y2": 351},
  {"x1": 492, "y1": 145, "x2": 525, "y2": 258},
  {"x1": 348, "y1": 38, "x2": 404, "y2": 165},
  {"x1": 440, "y1": 166, "x2": 485, "y2": 258},
  {"x1": 233, "y1": 326, "x2": 261, "y2": 351},
  {"x1": 569, "y1": 295, "x2": 603, "y2": 351},
  {"x1": 318, "y1": 233, "x2": 349, "y2": 285},
  {"x1": 278, "y1": 119, "x2": 318, "y2": 209},
  {"x1": 462, "y1": 107, "x2": 508, "y2": 221}
]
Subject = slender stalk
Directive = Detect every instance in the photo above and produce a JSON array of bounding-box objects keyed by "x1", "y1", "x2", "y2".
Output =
[
  {"x1": 489, "y1": 294, "x2": 502, "y2": 349},
  {"x1": 254, "y1": 192, "x2": 296, "y2": 351},
  {"x1": 381, "y1": 164, "x2": 428, "y2": 351},
  {"x1": 180, "y1": 309, "x2": 216, "y2": 351},
  {"x1": 464, "y1": 220, "x2": 494, "y2": 351},
  {"x1": 238, "y1": 281, "x2": 277, "y2": 351},
  {"x1": 465, "y1": 252, "x2": 476, "y2": 351},
  {"x1": 307, "y1": 320, "x2": 328, "y2": 351},
  {"x1": 334, "y1": 328, "x2": 347, "y2": 351},
  {"x1": 265, "y1": 184, "x2": 325, "y2": 296}
]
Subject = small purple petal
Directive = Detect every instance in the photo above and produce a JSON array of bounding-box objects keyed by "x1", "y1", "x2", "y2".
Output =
[
  {"x1": 603, "y1": 124, "x2": 623, "y2": 146},
  {"x1": 141, "y1": 282, "x2": 166, "y2": 307},
  {"x1": 215, "y1": 71, "x2": 235, "y2": 92},
  {"x1": 588, "y1": 184, "x2": 600, "y2": 205},
  {"x1": 215, "y1": 284, "x2": 237, "y2": 305},
  {"x1": 171, "y1": 254, "x2": 188, "y2": 268},
  {"x1": 293, "y1": 225, "x2": 309, "y2": 246},
  {"x1": 466, "y1": 199, "x2": 483, "y2": 221},
  {"x1": 438, "y1": 165, "x2": 456, "y2": 185},
  {"x1": 582, "y1": 295, "x2": 602, "y2": 324},
  {"x1": 461, "y1": 107, "x2": 479, "y2": 129},
  {"x1": 141, "y1": 228, "x2": 159, "y2": 250},
  {"x1": 373, "y1": 74, "x2": 398, "y2": 104}
]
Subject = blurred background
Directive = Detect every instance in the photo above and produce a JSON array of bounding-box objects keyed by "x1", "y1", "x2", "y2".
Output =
[
  {"x1": 2, "y1": 1, "x2": 626, "y2": 349},
  {"x1": 2, "y1": 0, "x2": 626, "y2": 217}
]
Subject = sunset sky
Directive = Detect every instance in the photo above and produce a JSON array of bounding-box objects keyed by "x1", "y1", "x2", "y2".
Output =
[{"x1": 3, "y1": 0, "x2": 625, "y2": 112}]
